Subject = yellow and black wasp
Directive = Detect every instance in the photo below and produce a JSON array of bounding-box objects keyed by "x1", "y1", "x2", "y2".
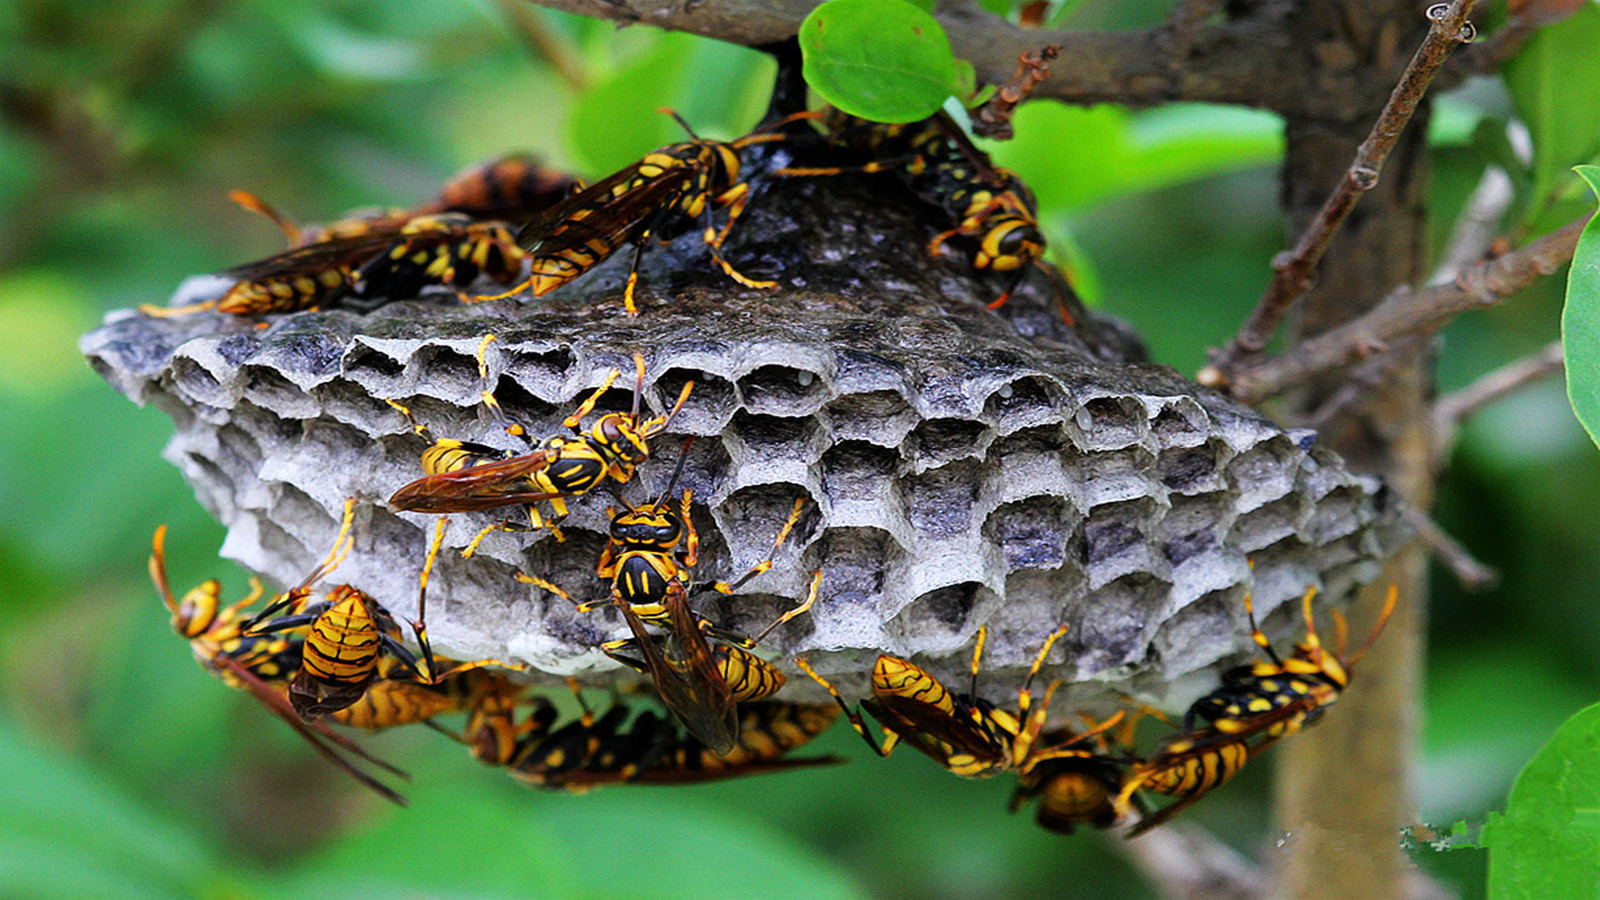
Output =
[
  {"x1": 148, "y1": 517, "x2": 409, "y2": 805},
  {"x1": 388, "y1": 339, "x2": 693, "y2": 549},
  {"x1": 413, "y1": 152, "x2": 585, "y2": 225},
  {"x1": 1112, "y1": 726, "x2": 1253, "y2": 838},
  {"x1": 482, "y1": 110, "x2": 809, "y2": 316},
  {"x1": 517, "y1": 444, "x2": 818, "y2": 754},
  {"x1": 778, "y1": 110, "x2": 1069, "y2": 316},
  {"x1": 326, "y1": 660, "x2": 526, "y2": 733},
  {"x1": 796, "y1": 624, "x2": 1122, "y2": 780},
  {"x1": 483, "y1": 678, "x2": 839, "y2": 791},
  {"x1": 242, "y1": 502, "x2": 522, "y2": 720},
  {"x1": 1112, "y1": 584, "x2": 1400, "y2": 836},
  {"x1": 141, "y1": 154, "x2": 578, "y2": 317},
  {"x1": 1185, "y1": 584, "x2": 1399, "y2": 739},
  {"x1": 1007, "y1": 715, "x2": 1135, "y2": 835}
]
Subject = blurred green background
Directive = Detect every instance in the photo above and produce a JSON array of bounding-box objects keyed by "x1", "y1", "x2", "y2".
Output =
[{"x1": 0, "y1": 0, "x2": 1588, "y2": 896}]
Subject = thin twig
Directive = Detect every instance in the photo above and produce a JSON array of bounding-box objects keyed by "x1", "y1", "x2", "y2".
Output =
[
  {"x1": 1228, "y1": 212, "x2": 1589, "y2": 403},
  {"x1": 1437, "y1": 0, "x2": 1584, "y2": 89},
  {"x1": 1433, "y1": 340, "x2": 1566, "y2": 447},
  {"x1": 1199, "y1": 0, "x2": 1481, "y2": 391},
  {"x1": 1400, "y1": 504, "x2": 1499, "y2": 591},
  {"x1": 1430, "y1": 165, "x2": 1515, "y2": 287},
  {"x1": 497, "y1": 0, "x2": 589, "y2": 92},
  {"x1": 1303, "y1": 335, "x2": 1428, "y2": 428},
  {"x1": 1118, "y1": 822, "x2": 1266, "y2": 900}
]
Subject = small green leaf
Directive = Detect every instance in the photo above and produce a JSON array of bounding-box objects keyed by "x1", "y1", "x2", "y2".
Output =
[
  {"x1": 1485, "y1": 702, "x2": 1600, "y2": 894},
  {"x1": 951, "y1": 58, "x2": 977, "y2": 102},
  {"x1": 1561, "y1": 166, "x2": 1600, "y2": 451},
  {"x1": 799, "y1": 0, "x2": 963, "y2": 123},
  {"x1": 1503, "y1": 2, "x2": 1600, "y2": 219}
]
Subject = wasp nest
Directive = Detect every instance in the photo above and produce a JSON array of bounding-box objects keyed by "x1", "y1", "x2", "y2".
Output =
[{"x1": 83, "y1": 170, "x2": 1402, "y2": 712}]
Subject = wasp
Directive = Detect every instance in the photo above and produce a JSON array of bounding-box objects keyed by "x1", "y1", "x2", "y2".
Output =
[
  {"x1": 1007, "y1": 715, "x2": 1134, "y2": 835},
  {"x1": 1112, "y1": 727, "x2": 1253, "y2": 838},
  {"x1": 414, "y1": 153, "x2": 583, "y2": 225},
  {"x1": 1185, "y1": 584, "x2": 1399, "y2": 739},
  {"x1": 481, "y1": 110, "x2": 806, "y2": 316},
  {"x1": 517, "y1": 446, "x2": 817, "y2": 754},
  {"x1": 493, "y1": 680, "x2": 840, "y2": 791},
  {"x1": 796, "y1": 624, "x2": 1121, "y2": 780},
  {"x1": 140, "y1": 154, "x2": 578, "y2": 317},
  {"x1": 148, "y1": 520, "x2": 409, "y2": 805},
  {"x1": 388, "y1": 340, "x2": 693, "y2": 549},
  {"x1": 778, "y1": 111, "x2": 1065, "y2": 315},
  {"x1": 242, "y1": 503, "x2": 522, "y2": 720},
  {"x1": 1112, "y1": 584, "x2": 1400, "y2": 836},
  {"x1": 327, "y1": 661, "x2": 524, "y2": 733}
]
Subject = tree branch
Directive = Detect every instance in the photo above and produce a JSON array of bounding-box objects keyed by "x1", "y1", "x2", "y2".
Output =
[
  {"x1": 1118, "y1": 822, "x2": 1266, "y2": 900},
  {"x1": 1400, "y1": 504, "x2": 1499, "y2": 591},
  {"x1": 1436, "y1": 0, "x2": 1586, "y2": 89},
  {"x1": 519, "y1": 0, "x2": 1299, "y2": 109},
  {"x1": 1199, "y1": 0, "x2": 1481, "y2": 390},
  {"x1": 1433, "y1": 340, "x2": 1566, "y2": 447},
  {"x1": 1229, "y1": 212, "x2": 1588, "y2": 403}
]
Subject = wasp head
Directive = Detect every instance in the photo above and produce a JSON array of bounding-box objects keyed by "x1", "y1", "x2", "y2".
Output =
[{"x1": 608, "y1": 504, "x2": 684, "y2": 550}]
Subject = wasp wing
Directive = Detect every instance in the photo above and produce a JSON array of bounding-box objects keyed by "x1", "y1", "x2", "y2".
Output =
[
  {"x1": 221, "y1": 230, "x2": 404, "y2": 281},
  {"x1": 215, "y1": 654, "x2": 410, "y2": 806},
  {"x1": 387, "y1": 449, "x2": 563, "y2": 512},
  {"x1": 616, "y1": 584, "x2": 738, "y2": 756},
  {"x1": 868, "y1": 689, "x2": 1009, "y2": 770},
  {"x1": 517, "y1": 164, "x2": 697, "y2": 256}
]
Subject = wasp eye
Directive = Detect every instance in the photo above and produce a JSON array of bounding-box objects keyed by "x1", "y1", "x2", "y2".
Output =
[{"x1": 599, "y1": 417, "x2": 625, "y2": 442}]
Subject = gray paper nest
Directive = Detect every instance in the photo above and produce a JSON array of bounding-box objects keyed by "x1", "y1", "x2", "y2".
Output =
[{"x1": 82, "y1": 171, "x2": 1403, "y2": 711}]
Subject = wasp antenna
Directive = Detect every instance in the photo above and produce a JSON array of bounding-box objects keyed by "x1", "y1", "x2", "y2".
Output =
[
  {"x1": 149, "y1": 525, "x2": 178, "y2": 612},
  {"x1": 653, "y1": 378, "x2": 695, "y2": 436},
  {"x1": 1345, "y1": 584, "x2": 1400, "y2": 669},
  {"x1": 1298, "y1": 585, "x2": 1324, "y2": 653},
  {"x1": 1242, "y1": 590, "x2": 1284, "y2": 669},
  {"x1": 659, "y1": 108, "x2": 699, "y2": 140},
  {"x1": 228, "y1": 189, "x2": 302, "y2": 244},
  {"x1": 656, "y1": 436, "x2": 697, "y2": 507}
]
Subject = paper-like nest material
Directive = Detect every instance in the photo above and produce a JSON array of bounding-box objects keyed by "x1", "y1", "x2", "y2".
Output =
[{"x1": 83, "y1": 170, "x2": 1402, "y2": 712}]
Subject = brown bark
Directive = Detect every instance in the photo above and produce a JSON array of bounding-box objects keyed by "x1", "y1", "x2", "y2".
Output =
[{"x1": 1270, "y1": 3, "x2": 1433, "y2": 896}]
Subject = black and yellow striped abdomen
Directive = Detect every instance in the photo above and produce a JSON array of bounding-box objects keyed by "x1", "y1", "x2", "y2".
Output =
[
  {"x1": 300, "y1": 586, "x2": 383, "y2": 686},
  {"x1": 1138, "y1": 738, "x2": 1249, "y2": 799}
]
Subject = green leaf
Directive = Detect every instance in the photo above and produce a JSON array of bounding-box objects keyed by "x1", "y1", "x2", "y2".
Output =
[
  {"x1": 0, "y1": 717, "x2": 231, "y2": 898},
  {"x1": 987, "y1": 101, "x2": 1282, "y2": 213},
  {"x1": 565, "y1": 33, "x2": 698, "y2": 175},
  {"x1": 1561, "y1": 166, "x2": 1600, "y2": 451},
  {"x1": 1485, "y1": 702, "x2": 1600, "y2": 894},
  {"x1": 1503, "y1": 2, "x2": 1600, "y2": 219},
  {"x1": 276, "y1": 767, "x2": 867, "y2": 899},
  {"x1": 799, "y1": 0, "x2": 963, "y2": 123},
  {"x1": 1049, "y1": 0, "x2": 1092, "y2": 26}
]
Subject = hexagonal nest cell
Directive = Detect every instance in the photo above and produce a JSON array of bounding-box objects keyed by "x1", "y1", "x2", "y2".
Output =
[{"x1": 82, "y1": 164, "x2": 1405, "y2": 713}]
